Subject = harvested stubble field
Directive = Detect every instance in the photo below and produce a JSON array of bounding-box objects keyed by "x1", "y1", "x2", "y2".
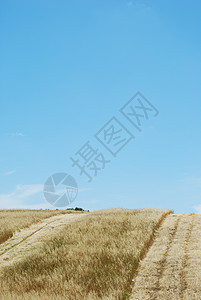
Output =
[
  {"x1": 0, "y1": 209, "x2": 81, "y2": 245},
  {"x1": 0, "y1": 208, "x2": 171, "y2": 300},
  {"x1": 130, "y1": 213, "x2": 201, "y2": 300}
]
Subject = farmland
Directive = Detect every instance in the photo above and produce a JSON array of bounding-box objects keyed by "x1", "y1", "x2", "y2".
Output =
[{"x1": 0, "y1": 208, "x2": 171, "y2": 299}]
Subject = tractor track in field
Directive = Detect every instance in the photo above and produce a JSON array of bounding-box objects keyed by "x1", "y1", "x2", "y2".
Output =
[
  {"x1": 130, "y1": 214, "x2": 201, "y2": 300},
  {"x1": 0, "y1": 213, "x2": 87, "y2": 270}
]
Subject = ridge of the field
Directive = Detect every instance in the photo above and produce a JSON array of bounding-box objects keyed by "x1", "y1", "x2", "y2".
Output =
[{"x1": 130, "y1": 213, "x2": 201, "y2": 300}]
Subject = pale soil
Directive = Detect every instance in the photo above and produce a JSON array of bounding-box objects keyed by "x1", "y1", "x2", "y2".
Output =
[
  {"x1": 130, "y1": 213, "x2": 201, "y2": 300},
  {"x1": 0, "y1": 213, "x2": 87, "y2": 270}
]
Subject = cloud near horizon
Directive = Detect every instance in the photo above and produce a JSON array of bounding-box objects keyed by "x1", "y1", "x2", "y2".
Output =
[
  {"x1": 0, "y1": 184, "x2": 89, "y2": 209},
  {"x1": 0, "y1": 184, "x2": 44, "y2": 209}
]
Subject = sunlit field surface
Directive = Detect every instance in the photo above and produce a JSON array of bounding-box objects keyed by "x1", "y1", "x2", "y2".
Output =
[
  {"x1": 0, "y1": 209, "x2": 79, "y2": 245},
  {"x1": 0, "y1": 208, "x2": 172, "y2": 299}
]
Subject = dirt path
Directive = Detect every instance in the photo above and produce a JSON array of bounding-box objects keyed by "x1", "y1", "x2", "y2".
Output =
[
  {"x1": 0, "y1": 213, "x2": 87, "y2": 270},
  {"x1": 130, "y1": 213, "x2": 201, "y2": 300}
]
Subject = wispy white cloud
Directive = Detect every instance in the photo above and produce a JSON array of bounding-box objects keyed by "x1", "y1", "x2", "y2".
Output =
[
  {"x1": 0, "y1": 184, "x2": 89, "y2": 209},
  {"x1": 7, "y1": 132, "x2": 24, "y2": 137},
  {"x1": 4, "y1": 170, "x2": 16, "y2": 176},
  {"x1": 0, "y1": 184, "x2": 43, "y2": 209},
  {"x1": 15, "y1": 184, "x2": 43, "y2": 199}
]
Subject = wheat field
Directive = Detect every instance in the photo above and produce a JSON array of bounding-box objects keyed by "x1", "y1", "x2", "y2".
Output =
[
  {"x1": 0, "y1": 209, "x2": 79, "y2": 245},
  {"x1": 0, "y1": 208, "x2": 171, "y2": 299}
]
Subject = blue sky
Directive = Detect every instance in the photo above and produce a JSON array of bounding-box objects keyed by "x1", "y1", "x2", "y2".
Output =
[{"x1": 0, "y1": 0, "x2": 201, "y2": 213}]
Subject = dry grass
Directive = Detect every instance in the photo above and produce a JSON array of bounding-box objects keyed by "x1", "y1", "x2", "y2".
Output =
[
  {"x1": 130, "y1": 213, "x2": 201, "y2": 300},
  {"x1": 0, "y1": 209, "x2": 79, "y2": 245},
  {"x1": 0, "y1": 208, "x2": 172, "y2": 300}
]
